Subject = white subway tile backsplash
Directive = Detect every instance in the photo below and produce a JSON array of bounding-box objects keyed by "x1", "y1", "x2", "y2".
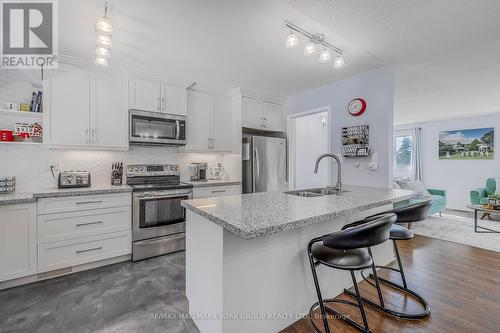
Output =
[{"x1": 0, "y1": 145, "x2": 241, "y2": 192}]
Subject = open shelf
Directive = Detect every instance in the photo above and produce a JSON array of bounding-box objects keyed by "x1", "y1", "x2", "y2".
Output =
[
  {"x1": 0, "y1": 141, "x2": 42, "y2": 145},
  {"x1": 0, "y1": 109, "x2": 43, "y2": 119}
]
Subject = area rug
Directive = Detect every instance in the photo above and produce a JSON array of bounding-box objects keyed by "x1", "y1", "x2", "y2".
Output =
[{"x1": 412, "y1": 210, "x2": 500, "y2": 253}]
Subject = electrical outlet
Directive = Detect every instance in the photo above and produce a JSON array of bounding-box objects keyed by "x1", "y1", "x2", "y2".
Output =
[{"x1": 48, "y1": 161, "x2": 61, "y2": 169}]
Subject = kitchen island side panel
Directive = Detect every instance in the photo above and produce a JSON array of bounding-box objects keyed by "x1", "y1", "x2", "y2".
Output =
[
  {"x1": 220, "y1": 204, "x2": 394, "y2": 333},
  {"x1": 186, "y1": 211, "x2": 224, "y2": 333}
]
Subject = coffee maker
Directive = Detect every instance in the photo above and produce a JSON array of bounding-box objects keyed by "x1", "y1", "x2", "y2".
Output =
[{"x1": 190, "y1": 162, "x2": 208, "y2": 181}]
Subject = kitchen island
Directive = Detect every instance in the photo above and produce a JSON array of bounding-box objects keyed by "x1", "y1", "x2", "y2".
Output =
[{"x1": 181, "y1": 185, "x2": 415, "y2": 333}]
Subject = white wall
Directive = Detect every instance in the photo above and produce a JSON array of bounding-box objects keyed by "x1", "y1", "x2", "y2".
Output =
[
  {"x1": 395, "y1": 113, "x2": 500, "y2": 210},
  {"x1": 0, "y1": 144, "x2": 241, "y2": 192},
  {"x1": 285, "y1": 66, "x2": 394, "y2": 188},
  {"x1": 292, "y1": 111, "x2": 329, "y2": 189}
]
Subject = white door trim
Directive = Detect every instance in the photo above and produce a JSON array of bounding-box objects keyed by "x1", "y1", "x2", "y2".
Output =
[{"x1": 287, "y1": 106, "x2": 332, "y2": 190}]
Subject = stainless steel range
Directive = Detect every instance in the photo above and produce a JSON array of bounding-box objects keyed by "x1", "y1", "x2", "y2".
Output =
[{"x1": 127, "y1": 164, "x2": 193, "y2": 261}]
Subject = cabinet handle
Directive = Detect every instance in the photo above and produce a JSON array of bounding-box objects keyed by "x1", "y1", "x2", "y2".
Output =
[
  {"x1": 85, "y1": 129, "x2": 89, "y2": 143},
  {"x1": 76, "y1": 200, "x2": 103, "y2": 205},
  {"x1": 91, "y1": 129, "x2": 96, "y2": 143},
  {"x1": 76, "y1": 221, "x2": 103, "y2": 227},
  {"x1": 211, "y1": 189, "x2": 226, "y2": 193},
  {"x1": 162, "y1": 97, "x2": 166, "y2": 111},
  {"x1": 211, "y1": 138, "x2": 214, "y2": 150},
  {"x1": 264, "y1": 117, "x2": 267, "y2": 128},
  {"x1": 76, "y1": 246, "x2": 102, "y2": 254},
  {"x1": 157, "y1": 97, "x2": 161, "y2": 111}
]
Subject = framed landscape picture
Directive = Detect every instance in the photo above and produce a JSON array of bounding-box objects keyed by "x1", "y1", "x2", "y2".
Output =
[{"x1": 439, "y1": 127, "x2": 494, "y2": 160}]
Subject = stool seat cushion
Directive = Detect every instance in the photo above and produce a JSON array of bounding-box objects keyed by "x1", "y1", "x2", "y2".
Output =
[
  {"x1": 390, "y1": 224, "x2": 414, "y2": 240},
  {"x1": 311, "y1": 244, "x2": 373, "y2": 270}
]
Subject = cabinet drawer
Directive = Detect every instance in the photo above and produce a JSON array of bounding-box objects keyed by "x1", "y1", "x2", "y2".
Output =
[
  {"x1": 38, "y1": 206, "x2": 131, "y2": 243},
  {"x1": 193, "y1": 185, "x2": 241, "y2": 199},
  {"x1": 38, "y1": 231, "x2": 131, "y2": 273},
  {"x1": 37, "y1": 192, "x2": 131, "y2": 215}
]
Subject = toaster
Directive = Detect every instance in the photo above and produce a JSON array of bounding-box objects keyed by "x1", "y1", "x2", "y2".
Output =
[{"x1": 58, "y1": 170, "x2": 91, "y2": 189}]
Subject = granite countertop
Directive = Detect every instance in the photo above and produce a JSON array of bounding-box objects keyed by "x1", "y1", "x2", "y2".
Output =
[
  {"x1": 181, "y1": 180, "x2": 242, "y2": 188},
  {"x1": 181, "y1": 185, "x2": 416, "y2": 239},
  {"x1": 0, "y1": 184, "x2": 132, "y2": 205}
]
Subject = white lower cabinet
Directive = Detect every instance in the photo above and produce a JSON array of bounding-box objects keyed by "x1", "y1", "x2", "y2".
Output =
[
  {"x1": 0, "y1": 203, "x2": 37, "y2": 282},
  {"x1": 193, "y1": 185, "x2": 241, "y2": 199},
  {"x1": 38, "y1": 231, "x2": 131, "y2": 273},
  {"x1": 37, "y1": 193, "x2": 132, "y2": 274},
  {"x1": 38, "y1": 206, "x2": 131, "y2": 243}
]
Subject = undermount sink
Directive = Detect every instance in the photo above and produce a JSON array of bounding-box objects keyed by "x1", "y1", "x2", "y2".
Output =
[{"x1": 285, "y1": 187, "x2": 349, "y2": 197}]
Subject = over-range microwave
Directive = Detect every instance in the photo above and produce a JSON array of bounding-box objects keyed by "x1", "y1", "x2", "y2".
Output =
[{"x1": 129, "y1": 109, "x2": 186, "y2": 146}]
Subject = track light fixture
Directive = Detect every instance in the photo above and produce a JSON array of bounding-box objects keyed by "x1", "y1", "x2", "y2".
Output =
[
  {"x1": 94, "y1": 1, "x2": 113, "y2": 67},
  {"x1": 284, "y1": 20, "x2": 345, "y2": 69}
]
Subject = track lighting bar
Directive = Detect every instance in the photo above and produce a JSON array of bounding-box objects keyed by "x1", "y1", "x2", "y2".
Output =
[{"x1": 284, "y1": 20, "x2": 343, "y2": 56}]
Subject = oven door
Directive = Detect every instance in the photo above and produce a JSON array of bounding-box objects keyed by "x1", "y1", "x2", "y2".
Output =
[
  {"x1": 132, "y1": 189, "x2": 192, "y2": 241},
  {"x1": 129, "y1": 110, "x2": 186, "y2": 145}
]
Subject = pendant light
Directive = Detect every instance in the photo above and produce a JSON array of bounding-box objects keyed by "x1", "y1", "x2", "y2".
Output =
[
  {"x1": 304, "y1": 40, "x2": 317, "y2": 56},
  {"x1": 94, "y1": 1, "x2": 113, "y2": 67},
  {"x1": 95, "y1": 2, "x2": 113, "y2": 36},
  {"x1": 95, "y1": 56, "x2": 109, "y2": 67},
  {"x1": 318, "y1": 48, "x2": 332, "y2": 64},
  {"x1": 96, "y1": 34, "x2": 112, "y2": 48},
  {"x1": 95, "y1": 46, "x2": 110, "y2": 58},
  {"x1": 333, "y1": 55, "x2": 346, "y2": 69},
  {"x1": 285, "y1": 29, "x2": 299, "y2": 48}
]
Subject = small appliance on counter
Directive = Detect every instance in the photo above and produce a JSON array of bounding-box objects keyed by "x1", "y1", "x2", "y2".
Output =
[
  {"x1": 0, "y1": 176, "x2": 16, "y2": 193},
  {"x1": 58, "y1": 170, "x2": 91, "y2": 189},
  {"x1": 111, "y1": 162, "x2": 123, "y2": 186},
  {"x1": 210, "y1": 163, "x2": 226, "y2": 181},
  {"x1": 190, "y1": 162, "x2": 207, "y2": 182}
]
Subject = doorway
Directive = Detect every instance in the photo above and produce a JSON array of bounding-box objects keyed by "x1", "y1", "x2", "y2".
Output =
[{"x1": 288, "y1": 106, "x2": 331, "y2": 189}]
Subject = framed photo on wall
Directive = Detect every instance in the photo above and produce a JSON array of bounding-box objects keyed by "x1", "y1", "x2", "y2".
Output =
[{"x1": 438, "y1": 127, "x2": 494, "y2": 160}]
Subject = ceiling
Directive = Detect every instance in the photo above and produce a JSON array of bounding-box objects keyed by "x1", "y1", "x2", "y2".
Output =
[{"x1": 59, "y1": 0, "x2": 500, "y2": 123}]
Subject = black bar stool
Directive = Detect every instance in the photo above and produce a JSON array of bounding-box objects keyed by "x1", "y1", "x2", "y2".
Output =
[
  {"x1": 342, "y1": 201, "x2": 432, "y2": 319},
  {"x1": 307, "y1": 213, "x2": 396, "y2": 333}
]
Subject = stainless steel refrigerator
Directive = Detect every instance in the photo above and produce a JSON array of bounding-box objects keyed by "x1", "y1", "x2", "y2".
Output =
[{"x1": 242, "y1": 135, "x2": 287, "y2": 193}]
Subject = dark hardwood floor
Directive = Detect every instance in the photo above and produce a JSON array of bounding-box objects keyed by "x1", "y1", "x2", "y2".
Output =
[{"x1": 281, "y1": 235, "x2": 500, "y2": 333}]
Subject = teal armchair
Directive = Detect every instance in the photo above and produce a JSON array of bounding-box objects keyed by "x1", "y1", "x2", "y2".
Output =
[
  {"x1": 394, "y1": 187, "x2": 447, "y2": 216},
  {"x1": 470, "y1": 178, "x2": 496, "y2": 205}
]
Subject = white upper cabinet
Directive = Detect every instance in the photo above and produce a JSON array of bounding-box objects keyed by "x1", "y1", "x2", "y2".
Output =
[
  {"x1": 241, "y1": 96, "x2": 284, "y2": 132},
  {"x1": 263, "y1": 102, "x2": 284, "y2": 132},
  {"x1": 44, "y1": 64, "x2": 129, "y2": 150},
  {"x1": 242, "y1": 97, "x2": 264, "y2": 129},
  {"x1": 91, "y1": 73, "x2": 129, "y2": 149},
  {"x1": 162, "y1": 85, "x2": 187, "y2": 116},
  {"x1": 44, "y1": 66, "x2": 90, "y2": 146},
  {"x1": 128, "y1": 78, "x2": 187, "y2": 116},
  {"x1": 212, "y1": 97, "x2": 233, "y2": 152},
  {"x1": 186, "y1": 91, "x2": 233, "y2": 152},
  {"x1": 186, "y1": 92, "x2": 213, "y2": 151},
  {"x1": 128, "y1": 79, "x2": 161, "y2": 112}
]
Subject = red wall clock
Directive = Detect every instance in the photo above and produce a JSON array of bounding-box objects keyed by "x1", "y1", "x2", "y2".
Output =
[{"x1": 348, "y1": 98, "x2": 367, "y2": 116}]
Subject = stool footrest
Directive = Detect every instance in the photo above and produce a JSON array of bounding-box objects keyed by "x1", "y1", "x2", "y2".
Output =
[
  {"x1": 309, "y1": 299, "x2": 373, "y2": 333},
  {"x1": 343, "y1": 272, "x2": 431, "y2": 319}
]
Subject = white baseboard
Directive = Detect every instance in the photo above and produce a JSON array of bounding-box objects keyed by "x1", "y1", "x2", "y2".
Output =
[{"x1": 0, "y1": 254, "x2": 131, "y2": 291}]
